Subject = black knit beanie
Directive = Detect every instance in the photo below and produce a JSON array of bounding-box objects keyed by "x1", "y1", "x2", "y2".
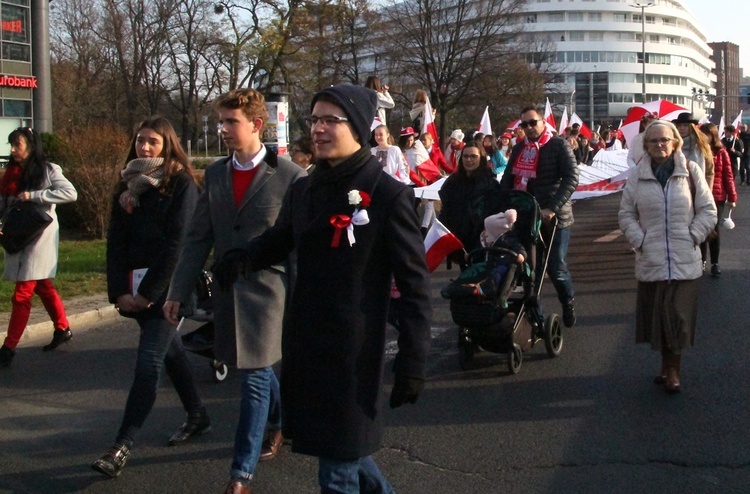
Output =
[{"x1": 311, "y1": 84, "x2": 378, "y2": 145}]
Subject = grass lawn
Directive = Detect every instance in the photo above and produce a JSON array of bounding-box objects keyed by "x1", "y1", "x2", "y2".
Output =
[{"x1": 0, "y1": 239, "x2": 107, "y2": 313}]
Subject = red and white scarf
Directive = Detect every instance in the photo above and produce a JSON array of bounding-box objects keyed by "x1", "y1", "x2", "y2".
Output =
[
  {"x1": 512, "y1": 128, "x2": 553, "y2": 191},
  {"x1": 448, "y1": 142, "x2": 465, "y2": 171}
]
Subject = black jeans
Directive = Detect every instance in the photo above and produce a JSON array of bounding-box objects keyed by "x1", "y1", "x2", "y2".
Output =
[{"x1": 116, "y1": 316, "x2": 204, "y2": 446}]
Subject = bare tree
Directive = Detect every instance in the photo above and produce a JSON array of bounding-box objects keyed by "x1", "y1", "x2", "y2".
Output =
[{"x1": 382, "y1": 0, "x2": 534, "y2": 139}]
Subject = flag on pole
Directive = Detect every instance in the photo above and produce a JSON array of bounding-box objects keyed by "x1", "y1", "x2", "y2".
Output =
[
  {"x1": 719, "y1": 116, "x2": 726, "y2": 139},
  {"x1": 731, "y1": 111, "x2": 743, "y2": 135},
  {"x1": 424, "y1": 219, "x2": 464, "y2": 273},
  {"x1": 558, "y1": 107, "x2": 569, "y2": 135},
  {"x1": 422, "y1": 96, "x2": 440, "y2": 147},
  {"x1": 544, "y1": 98, "x2": 556, "y2": 130},
  {"x1": 570, "y1": 112, "x2": 592, "y2": 139},
  {"x1": 478, "y1": 106, "x2": 492, "y2": 135},
  {"x1": 370, "y1": 116, "x2": 383, "y2": 131}
]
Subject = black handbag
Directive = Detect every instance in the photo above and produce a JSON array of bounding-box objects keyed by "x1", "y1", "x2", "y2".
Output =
[{"x1": 0, "y1": 201, "x2": 53, "y2": 254}]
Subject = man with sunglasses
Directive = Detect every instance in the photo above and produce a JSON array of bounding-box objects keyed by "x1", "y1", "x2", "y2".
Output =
[{"x1": 500, "y1": 105, "x2": 579, "y2": 327}]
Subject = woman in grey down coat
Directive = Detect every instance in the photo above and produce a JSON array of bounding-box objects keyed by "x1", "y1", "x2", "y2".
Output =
[
  {"x1": 0, "y1": 127, "x2": 77, "y2": 367},
  {"x1": 618, "y1": 120, "x2": 716, "y2": 394}
]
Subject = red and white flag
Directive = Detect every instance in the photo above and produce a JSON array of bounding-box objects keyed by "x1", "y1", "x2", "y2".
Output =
[
  {"x1": 544, "y1": 98, "x2": 556, "y2": 130},
  {"x1": 570, "y1": 112, "x2": 592, "y2": 139},
  {"x1": 478, "y1": 106, "x2": 492, "y2": 136},
  {"x1": 370, "y1": 116, "x2": 383, "y2": 131},
  {"x1": 424, "y1": 219, "x2": 464, "y2": 273},
  {"x1": 719, "y1": 116, "x2": 726, "y2": 139},
  {"x1": 558, "y1": 107, "x2": 569, "y2": 135},
  {"x1": 698, "y1": 114, "x2": 711, "y2": 125},
  {"x1": 731, "y1": 111, "x2": 743, "y2": 135},
  {"x1": 422, "y1": 96, "x2": 440, "y2": 147}
]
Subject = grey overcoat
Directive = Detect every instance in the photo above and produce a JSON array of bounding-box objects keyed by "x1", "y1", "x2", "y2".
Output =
[
  {"x1": 1, "y1": 163, "x2": 78, "y2": 281},
  {"x1": 168, "y1": 150, "x2": 305, "y2": 368}
]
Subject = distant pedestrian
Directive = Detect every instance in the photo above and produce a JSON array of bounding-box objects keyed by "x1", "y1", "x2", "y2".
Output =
[
  {"x1": 92, "y1": 116, "x2": 208, "y2": 479},
  {"x1": 0, "y1": 127, "x2": 77, "y2": 368},
  {"x1": 365, "y1": 76, "x2": 395, "y2": 127}
]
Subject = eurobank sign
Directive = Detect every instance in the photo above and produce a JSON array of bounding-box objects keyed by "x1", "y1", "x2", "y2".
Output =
[{"x1": 0, "y1": 75, "x2": 37, "y2": 89}]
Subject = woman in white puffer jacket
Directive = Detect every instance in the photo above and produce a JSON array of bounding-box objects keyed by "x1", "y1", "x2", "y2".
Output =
[{"x1": 618, "y1": 120, "x2": 716, "y2": 394}]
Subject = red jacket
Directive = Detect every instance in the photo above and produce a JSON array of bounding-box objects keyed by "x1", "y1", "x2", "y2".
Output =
[{"x1": 712, "y1": 147, "x2": 738, "y2": 203}]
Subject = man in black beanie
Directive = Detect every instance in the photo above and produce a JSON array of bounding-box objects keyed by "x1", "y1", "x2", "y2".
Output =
[{"x1": 213, "y1": 83, "x2": 432, "y2": 492}]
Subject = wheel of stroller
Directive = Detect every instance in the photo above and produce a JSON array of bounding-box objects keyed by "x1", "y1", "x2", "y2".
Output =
[
  {"x1": 508, "y1": 343, "x2": 522, "y2": 374},
  {"x1": 212, "y1": 361, "x2": 228, "y2": 383},
  {"x1": 457, "y1": 329, "x2": 475, "y2": 370},
  {"x1": 544, "y1": 314, "x2": 564, "y2": 358}
]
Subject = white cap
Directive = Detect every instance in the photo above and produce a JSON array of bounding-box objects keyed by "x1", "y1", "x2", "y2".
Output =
[{"x1": 450, "y1": 129, "x2": 465, "y2": 141}]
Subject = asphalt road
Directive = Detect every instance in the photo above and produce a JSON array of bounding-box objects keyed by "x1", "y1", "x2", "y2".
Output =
[{"x1": 1, "y1": 189, "x2": 750, "y2": 493}]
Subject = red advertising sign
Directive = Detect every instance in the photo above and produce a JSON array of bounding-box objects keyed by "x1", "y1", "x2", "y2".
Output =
[{"x1": 0, "y1": 75, "x2": 37, "y2": 88}]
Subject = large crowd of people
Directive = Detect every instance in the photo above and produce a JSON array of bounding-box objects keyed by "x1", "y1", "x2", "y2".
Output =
[{"x1": 0, "y1": 80, "x2": 743, "y2": 491}]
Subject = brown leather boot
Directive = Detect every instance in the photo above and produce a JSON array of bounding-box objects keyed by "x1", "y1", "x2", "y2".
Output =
[
  {"x1": 664, "y1": 354, "x2": 681, "y2": 393},
  {"x1": 654, "y1": 349, "x2": 669, "y2": 384}
]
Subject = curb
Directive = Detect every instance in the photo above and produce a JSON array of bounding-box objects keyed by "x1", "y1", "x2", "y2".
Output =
[{"x1": 5, "y1": 305, "x2": 123, "y2": 345}]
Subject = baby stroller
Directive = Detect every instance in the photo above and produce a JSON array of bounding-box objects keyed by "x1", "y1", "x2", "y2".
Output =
[
  {"x1": 441, "y1": 189, "x2": 563, "y2": 374},
  {"x1": 179, "y1": 271, "x2": 229, "y2": 383}
]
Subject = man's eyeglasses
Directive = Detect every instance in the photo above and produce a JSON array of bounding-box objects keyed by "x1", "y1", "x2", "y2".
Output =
[
  {"x1": 647, "y1": 137, "x2": 674, "y2": 146},
  {"x1": 519, "y1": 119, "x2": 539, "y2": 129},
  {"x1": 305, "y1": 115, "x2": 349, "y2": 128}
]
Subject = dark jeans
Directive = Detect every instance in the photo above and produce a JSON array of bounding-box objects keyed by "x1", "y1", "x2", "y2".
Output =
[
  {"x1": 116, "y1": 316, "x2": 204, "y2": 447},
  {"x1": 318, "y1": 456, "x2": 395, "y2": 494},
  {"x1": 230, "y1": 367, "x2": 281, "y2": 480},
  {"x1": 741, "y1": 155, "x2": 750, "y2": 184},
  {"x1": 708, "y1": 201, "x2": 725, "y2": 265},
  {"x1": 536, "y1": 225, "x2": 575, "y2": 306}
]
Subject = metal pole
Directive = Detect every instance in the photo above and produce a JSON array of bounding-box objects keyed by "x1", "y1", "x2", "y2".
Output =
[
  {"x1": 641, "y1": 5, "x2": 646, "y2": 102},
  {"x1": 589, "y1": 72, "x2": 594, "y2": 129}
]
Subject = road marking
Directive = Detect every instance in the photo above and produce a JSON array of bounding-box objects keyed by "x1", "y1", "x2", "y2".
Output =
[{"x1": 594, "y1": 229, "x2": 623, "y2": 243}]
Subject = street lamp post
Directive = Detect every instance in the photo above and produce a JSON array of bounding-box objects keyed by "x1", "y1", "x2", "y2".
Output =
[{"x1": 632, "y1": 2, "x2": 655, "y2": 103}]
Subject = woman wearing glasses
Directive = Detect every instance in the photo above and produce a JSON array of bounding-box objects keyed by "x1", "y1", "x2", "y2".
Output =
[
  {"x1": 0, "y1": 127, "x2": 77, "y2": 367},
  {"x1": 618, "y1": 120, "x2": 716, "y2": 394},
  {"x1": 438, "y1": 141, "x2": 499, "y2": 270}
]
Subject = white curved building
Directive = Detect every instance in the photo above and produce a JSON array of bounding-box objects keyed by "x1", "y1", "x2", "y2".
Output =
[{"x1": 520, "y1": 0, "x2": 715, "y2": 124}]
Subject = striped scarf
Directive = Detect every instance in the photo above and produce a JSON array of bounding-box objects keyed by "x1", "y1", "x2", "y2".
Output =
[{"x1": 119, "y1": 158, "x2": 167, "y2": 213}]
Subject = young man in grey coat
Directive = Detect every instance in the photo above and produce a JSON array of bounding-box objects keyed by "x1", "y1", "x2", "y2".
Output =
[{"x1": 164, "y1": 88, "x2": 305, "y2": 494}]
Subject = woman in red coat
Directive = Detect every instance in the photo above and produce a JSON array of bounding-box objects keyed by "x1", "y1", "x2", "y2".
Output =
[{"x1": 699, "y1": 123, "x2": 738, "y2": 277}]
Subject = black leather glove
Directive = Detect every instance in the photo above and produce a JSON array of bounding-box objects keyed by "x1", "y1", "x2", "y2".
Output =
[
  {"x1": 211, "y1": 248, "x2": 251, "y2": 292},
  {"x1": 389, "y1": 374, "x2": 425, "y2": 409}
]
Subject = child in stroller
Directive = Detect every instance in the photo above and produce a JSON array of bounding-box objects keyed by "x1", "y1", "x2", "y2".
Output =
[
  {"x1": 441, "y1": 209, "x2": 527, "y2": 303},
  {"x1": 442, "y1": 190, "x2": 564, "y2": 374}
]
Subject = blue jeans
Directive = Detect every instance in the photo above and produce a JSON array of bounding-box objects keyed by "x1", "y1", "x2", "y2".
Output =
[
  {"x1": 116, "y1": 316, "x2": 204, "y2": 447},
  {"x1": 319, "y1": 456, "x2": 395, "y2": 494},
  {"x1": 230, "y1": 367, "x2": 281, "y2": 480},
  {"x1": 536, "y1": 225, "x2": 574, "y2": 306}
]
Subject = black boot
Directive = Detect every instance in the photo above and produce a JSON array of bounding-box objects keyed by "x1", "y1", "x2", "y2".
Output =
[
  {"x1": 0, "y1": 345, "x2": 15, "y2": 367},
  {"x1": 42, "y1": 328, "x2": 72, "y2": 352},
  {"x1": 168, "y1": 410, "x2": 211, "y2": 446},
  {"x1": 92, "y1": 443, "x2": 130, "y2": 478}
]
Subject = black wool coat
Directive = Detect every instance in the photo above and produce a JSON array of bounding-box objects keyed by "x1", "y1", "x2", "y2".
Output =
[
  {"x1": 438, "y1": 166, "x2": 501, "y2": 252},
  {"x1": 107, "y1": 170, "x2": 198, "y2": 319},
  {"x1": 246, "y1": 148, "x2": 432, "y2": 460},
  {"x1": 500, "y1": 136, "x2": 579, "y2": 228}
]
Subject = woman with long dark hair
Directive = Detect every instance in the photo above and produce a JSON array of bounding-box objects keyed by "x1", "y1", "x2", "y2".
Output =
[
  {"x1": 92, "y1": 117, "x2": 209, "y2": 478},
  {"x1": 438, "y1": 141, "x2": 500, "y2": 270},
  {"x1": 699, "y1": 123, "x2": 738, "y2": 277},
  {"x1": 0, "y1": 127, "x2": 77, "y2": 367}
]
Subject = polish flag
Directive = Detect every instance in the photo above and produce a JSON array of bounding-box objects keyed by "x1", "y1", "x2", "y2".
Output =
[
  {"x1": 698, "y1": 114, "x2": 711, "y2": 125},
  {"x1": 570, "y1": 112, "x2": 592, "y2": 139},
  {"x1": 370, "y1": 116, "x2": 383, "y2": 131},
  {"x1": 731, "y1": 111, "x2": 743, "y2": 135},
  {"x1": 424, "y1": 219, "x2": 464, "y2": 273},
  {"x1": 478, "y1": 106, "x2": 492, "y2": 135},
  {"x1": 719, "y1": 116, "x2": 726, "y2": 139},
  {"x1": 422, "y1": 96, "x2": 440, "y2": 147},
  {"x1": 558, "y1": 107, "x2": 569, "y2": 135},
  {"x1": 544, "y1": 98, "x2": 556, "y2": 130}
]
